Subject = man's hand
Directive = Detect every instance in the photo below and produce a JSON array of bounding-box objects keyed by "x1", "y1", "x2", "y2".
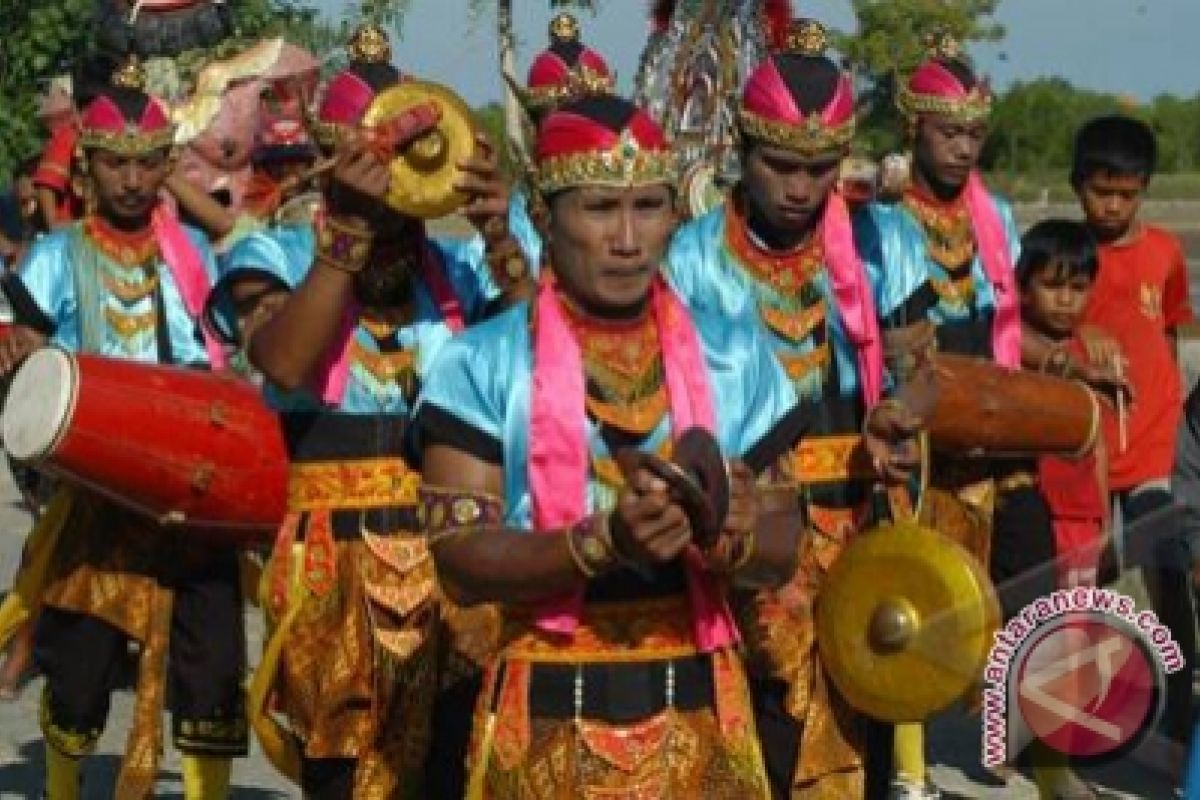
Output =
[
  {"x1": 0, "y1": 326, "x2": 46, "y2": 376},
  {"x1": 456, "y1": 133, "x2": 510, "y2": 238},
  {"x1": 864, "y1": 399, "x2": 923, "y2": 484},
  {"x1": 325, "y1": 131, "x2": 395, "y2": 227},
  {"x1": 609, "y1": 467, "x2": 693, "y2": 564}
]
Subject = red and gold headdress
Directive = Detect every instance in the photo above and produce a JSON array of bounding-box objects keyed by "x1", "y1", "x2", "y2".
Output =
[
  {"x1": 522, "y1": 12, "x2": 615, "y2": 113},
  {"x1": 312, "y1": 23, "x2": 402, "y2": 147},
  {"x1": 737, "y1": 19, "x2": 855, "y2": 158},
  {"x1": 534, "y1": 96, "x2": 677, "y2": 195},
  {"x1": 897, "y1": 30, "x2": 993, "y2": 124},
  {"x1": 77, "y1": 57, "x2": 175, "y2": 156}
]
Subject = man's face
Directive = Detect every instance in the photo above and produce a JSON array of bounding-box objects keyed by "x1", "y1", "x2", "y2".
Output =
[
  {"x1": 1022, "y1": 266, "x2": 1093, "y2": 339},
  {"x1": 1075, "y1": 171, "x2": 1146, "y2": 242},
  {"x1": 88, "y1": 148, "x2": 171, "y2": 226},
  {"x1": 547, "y1": 183, "x2": 677, "y2": 316},
  {"x1": 741, "y1": 142, "x2": 842, "y2": 236},
  {"x1": 913, "y1": 115, "x2": 988, "y2": 193}
]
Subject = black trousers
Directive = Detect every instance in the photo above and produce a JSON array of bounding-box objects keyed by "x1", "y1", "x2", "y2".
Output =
[
  {"x1": 35, "y1": 547, "x2": 247, "y2": 757},
  {"x1": 1121, "y1": 487, "x2": 1196, "y2": 747}
]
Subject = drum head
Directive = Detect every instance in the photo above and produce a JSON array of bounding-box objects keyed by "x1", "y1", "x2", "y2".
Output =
[{"x1": 2, "y1": 348, "x2": 76, "y2": 463}]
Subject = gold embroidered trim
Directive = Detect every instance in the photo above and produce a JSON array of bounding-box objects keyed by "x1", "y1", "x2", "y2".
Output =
[
  {"x1": 504, "y1": 597, "x2": 699, "y2": 663},
  {"x1": 536, "y1": 128, "x2": 678, "y2": 194},
  {"x1": 41, "y1": 688, "x2": 101, "y2": 757},
  {"x1": 779, "y1": 343, "x2": 829, "y2": 382},
  {"x1": 78, "y1": 127, "x2": 175, "y2": 156},
  {"x1": 792, "y1": 434, "x2": 874, "y2": 484},
  {"x1": 737, "y1": 108, "x2": 855, "y2": 158},
  {"x1": 105, "y1": 305, "x2": 157, "y2": 338},
  {"x1": 897, "y1": 83, "x2": 992, "y2": 124},
  {"x1": 288, "y1": 457, "x2": 420, "y2": 512}
]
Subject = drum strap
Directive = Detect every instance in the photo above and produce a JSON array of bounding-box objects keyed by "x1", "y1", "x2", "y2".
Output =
[
  {"x1": 68, "y1": 226, "x2": 107, "y2": 353},
  {"x1": 152, "y1": 279, "x2": 175, "y2": 366}
]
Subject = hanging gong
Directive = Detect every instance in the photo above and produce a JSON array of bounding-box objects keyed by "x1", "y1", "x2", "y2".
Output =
[
  {"x1": 816, "y1": 519, "x2": 1000, "y2": 722},
  {"x1": 361, "y1": 79, "x2": 478, "y2": 219}
]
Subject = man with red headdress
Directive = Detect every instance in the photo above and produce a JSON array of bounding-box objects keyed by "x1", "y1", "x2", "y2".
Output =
[
  {"x1": 667, "y1": 19, "x2": 919, "y2": 799},
  {"x1": 854, "y1": 32, "x2": 1023, "y2": 799},
  {"x1": 485, "y1": 10, "x2": 619, "y2": 293},
  {"x1": 0, "y1": 57, "x2": 245, "y2": 799},
  {"x1": 413, "y1": 91, "x2": 814, "y2": 798},
  {"x1": 211, "y1": 24, "x2": 515, "y2": 798}
]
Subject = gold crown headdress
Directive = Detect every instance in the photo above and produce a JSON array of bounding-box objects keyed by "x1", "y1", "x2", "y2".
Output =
[
  {"x1": 536, "y1": 127, "x2": 678, "y2": 196},
  {"x1": 784, "y1": 18, "x2": 829, "y2": 57},
  {"x1": 895, "y1": 29, "x2": 993, "y2": 125},
  {"x1": 549, "y1": 12, "x2": 581, "y2": 44},
  {"x1": 347, "y1": 23, "x2": 392, "y2": 65}
]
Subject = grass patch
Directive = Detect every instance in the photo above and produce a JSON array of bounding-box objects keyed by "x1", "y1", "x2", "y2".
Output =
[{"x1": 989, "y1": 172, "x2": 1200, "y2": 202}]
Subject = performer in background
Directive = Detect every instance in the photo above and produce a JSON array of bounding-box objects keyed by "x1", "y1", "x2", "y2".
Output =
[
  {"x1": 854, "y1": 32, "x2": 1020, "y2": 799},
  {"x1": 0, "y1": 58, "x2": 245, "y2": 800},
  {"x1": 214, "y1": 24, "x2": 513, "y2": 799},
  {"x1": 667, "y1": 19, "x2": 917, "y2": 798}
]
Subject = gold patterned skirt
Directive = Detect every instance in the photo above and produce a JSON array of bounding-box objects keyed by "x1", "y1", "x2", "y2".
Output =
[
  {"x1": 261, "y1": 507, "x2": 438, "y2": 797},
  {"x1": 466, "y1": 597, "x2": 770, "y2": 799},
  {"x1": 738, "y1": 503, "x2": 869, "y2": 798}
]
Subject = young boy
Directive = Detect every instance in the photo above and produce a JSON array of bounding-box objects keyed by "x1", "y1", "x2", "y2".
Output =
[
  {"x1": 997, "y1": 218, "x2": 1111, "y2": 799},
  {"x1": 1071, "y1": 113, "x2": 1195, "y2": 765},
  {"x1": 998, "y1": 219, "x2": 1108, "y2": 602}
]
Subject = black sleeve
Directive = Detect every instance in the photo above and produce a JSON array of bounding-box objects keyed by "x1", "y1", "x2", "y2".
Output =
[
  {"x1": 1, "y1": 273, "x2": 55, "y2": 335},
  {"x1": 741, "y1": 404, "x2": 810, "y2": 475},
  {"x1": 410, "y1": 403, "x2": 504, "y2": 468},
  {"x1": 882, "y1": 281, "x2": 937, "y2": 330}
]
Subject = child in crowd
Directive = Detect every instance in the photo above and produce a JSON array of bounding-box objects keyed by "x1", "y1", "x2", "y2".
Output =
[
  {"x1": 1072, "y1": 113, "x2": 1195, "y2": 776},
  {"x1": 994, "y1": 219, "x2": 1112, "y2": 799}
]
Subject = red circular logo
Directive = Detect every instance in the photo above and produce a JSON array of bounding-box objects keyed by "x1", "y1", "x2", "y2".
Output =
[{"x1": 1014, "y1": 614, "x2": 1159, "y2": 759}]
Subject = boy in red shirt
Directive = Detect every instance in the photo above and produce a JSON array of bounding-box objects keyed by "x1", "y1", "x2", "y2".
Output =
[{"x1": 1074, "y1": 113, "x2": 1194, "y2": 764}]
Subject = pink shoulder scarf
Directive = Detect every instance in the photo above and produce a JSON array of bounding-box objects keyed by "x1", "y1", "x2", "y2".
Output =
[
  {"x1": 151, "y1": 205, "x2": 226, "y2": 370},
  {"x1": 527, "y1": 276, "x2": 739, "y2": 652}
]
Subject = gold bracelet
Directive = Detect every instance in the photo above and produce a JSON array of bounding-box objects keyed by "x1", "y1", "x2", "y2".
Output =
[
  {"x1": 315, "y1": 214, "x2": 373, "y2": 274},
  {"x1": 565, "y1": 523, "x2": 598, "y2": 579}
]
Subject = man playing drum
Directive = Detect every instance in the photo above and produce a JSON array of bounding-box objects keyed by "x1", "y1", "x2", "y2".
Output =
[
  {"x1": 854, "y1": 32, "x2": 1021, "y2": 799},
  {"x1": 0, "y1": 59, "x2": 246, "y2": 799},
  {"x1": 666, "y1": 19, "x2": 919, "y2": 798},
  {"x1": 212, "y1": 25, "x2": 513, "y2": 799}
]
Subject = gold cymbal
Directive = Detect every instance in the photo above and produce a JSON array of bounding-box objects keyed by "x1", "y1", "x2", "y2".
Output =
[
  {"x1": 816, "y1": 519, "x2": 999, "y2": 722},
  {"x1": 361, "y1": 79, "x2": 477, "y2": 219}
]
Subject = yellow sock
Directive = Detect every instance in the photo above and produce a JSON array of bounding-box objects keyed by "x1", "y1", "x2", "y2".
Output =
[
  {"x1": 44, "y1": 745, "x2": 81, "y2": 800},
  {"x1": 1029, "y1": 741, "x2": 1070, "y2": 799},
  {"x1": 182, "y1": 754, "x2": 231, "y2": 800},
  {"x1": 893, "y1": 722, "x2": 926, "y2": 785}
]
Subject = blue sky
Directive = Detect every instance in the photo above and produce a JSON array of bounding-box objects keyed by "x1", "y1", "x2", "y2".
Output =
[{"x1": 313, "y1": 0, "x2": 1199, "y2": 107}]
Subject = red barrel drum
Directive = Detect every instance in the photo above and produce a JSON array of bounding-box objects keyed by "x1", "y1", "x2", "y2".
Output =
[{"x1": 1, "y1": 348, "x2": 287, "y2": 544}]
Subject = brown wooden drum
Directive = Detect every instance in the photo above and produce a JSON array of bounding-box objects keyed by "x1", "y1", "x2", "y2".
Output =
[
  {"x1": 1, "y1": 348, "x2": 287, "y2": 544},
  {"x1": 901, "y1": 353, "x2": 1100, "y2": 458}
]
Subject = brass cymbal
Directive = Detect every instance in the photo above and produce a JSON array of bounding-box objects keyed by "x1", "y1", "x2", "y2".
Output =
[
  {"x1": 816, "y1": 519, "x2": 1000, "y2": 722},
  {"x1": 361, "y1": 79, "x2": 477, "y2": 219}
]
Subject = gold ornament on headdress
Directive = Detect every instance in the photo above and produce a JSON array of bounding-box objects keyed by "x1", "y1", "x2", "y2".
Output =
[
  {"x1": 737, "y1": 109, "x2": 855, "y2": 158},
  {"x1": 536, "y1": 127, "x2": 678, "y2": 196},
  {"x1": 896, "y1": 29, "x2": 993, "y2": 125},
  {"x1": 924, "y1": 29, "x2": 965, "y2": 63},
  {"x1": 112, "y1": 56, "x2": 146, "y2": 91},
  {"x1": 784, "y1": 19, "x2": 829, "y2": 57},
  {"x1": 77, "y1": 55, "x2": 175, "y2": 156},
  {"x1": 549, "y1": 12, "x2": 581, "y2": 44},
  {"x1": 347, "y1": 23, "x2": 392, "y2": 65}
]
